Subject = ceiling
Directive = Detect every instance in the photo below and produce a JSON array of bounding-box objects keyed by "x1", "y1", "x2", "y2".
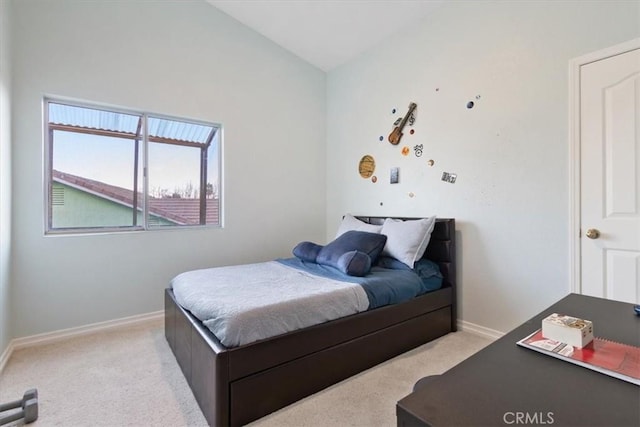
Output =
[{"x1": 206, "y1": 0, "x2": 445, "y2": 72}]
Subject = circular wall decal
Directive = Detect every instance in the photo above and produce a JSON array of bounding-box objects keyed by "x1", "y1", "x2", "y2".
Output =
[{"x1": 358, "y1": 155, "x2": 376, "y2": 178}]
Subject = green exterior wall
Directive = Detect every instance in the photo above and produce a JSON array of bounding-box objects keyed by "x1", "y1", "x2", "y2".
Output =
[{"x1": 52, "y1": 182, "x2": 174, "y2": 228}]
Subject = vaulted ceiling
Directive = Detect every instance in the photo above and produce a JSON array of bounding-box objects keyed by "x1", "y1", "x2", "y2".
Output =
[{"x1": 207, "y1": 0, "x2": 445, "y2": 71}]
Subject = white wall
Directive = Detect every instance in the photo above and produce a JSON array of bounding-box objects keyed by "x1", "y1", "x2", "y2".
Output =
[
  {"x1": 10, "y1": 0, "x2": 326, "y2": 338},
  {"x1": 326, "y1": 0, "x2": 640, "y2": 333},
  {"x1": 7, "y1": 0, "x2": 639, "y2": 342},
  {"x1": 0, "y1": 0, "x2": 13, "y2": 353}
]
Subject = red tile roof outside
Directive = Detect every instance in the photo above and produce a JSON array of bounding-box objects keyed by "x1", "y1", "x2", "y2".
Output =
[{"x1": 52, "y1": 170, "x2": 219, "y2": 226}]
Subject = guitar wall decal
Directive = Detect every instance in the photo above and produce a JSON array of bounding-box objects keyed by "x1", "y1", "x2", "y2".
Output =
[{"x1": 388, "y1": 102, "x2": 417, "y2": 145}]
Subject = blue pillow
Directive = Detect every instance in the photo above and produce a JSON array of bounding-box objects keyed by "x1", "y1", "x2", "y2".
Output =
[
  {"x1": 414, "y1": 259, "x2": 443, "y2": 291},
  {"x1": 337, "y1": 250, "x2": 372, "y2": 277},
  {"x1": 413, "y1": 258, "x2": 442, "y2": 279},
  {"x1": 376, "y1": 256, "x2": 443, "y2": 290},
  {"x1": 291, "y1": 231, "x2": 387, "y2": 276},
  {"x1": 317, "y1": 230, "x2": 387, "y2": 267},
  {"x1": 292, "y1": 241, "x2": 323, "y2": 262}
]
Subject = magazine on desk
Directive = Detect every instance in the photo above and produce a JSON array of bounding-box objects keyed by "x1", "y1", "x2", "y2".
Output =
[{"x1": 517, "y1": 329, "x2": 640, "y2": 386}]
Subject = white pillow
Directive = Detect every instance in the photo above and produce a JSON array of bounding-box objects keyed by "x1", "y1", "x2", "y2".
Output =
[
  {"x1": 380, "y1": 216, "x2": 437, "y2": 268},
  {"x1": 335, "y1": 213, "x2": 383, "y2": 238}
]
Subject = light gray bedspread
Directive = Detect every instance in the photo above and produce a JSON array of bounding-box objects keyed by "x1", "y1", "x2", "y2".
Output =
[{"x1": 171, "y1": 261, "x2": 370, "y2": 348}]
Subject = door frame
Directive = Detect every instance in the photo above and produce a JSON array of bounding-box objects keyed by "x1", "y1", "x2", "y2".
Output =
[{"x1": 568, "y1": 38, "x2": 640, "y2": 295}]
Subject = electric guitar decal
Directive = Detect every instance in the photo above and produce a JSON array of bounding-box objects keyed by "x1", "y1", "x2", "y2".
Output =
[{"x1": 388, "y1": 102, "x2": 417, "y2": 145}]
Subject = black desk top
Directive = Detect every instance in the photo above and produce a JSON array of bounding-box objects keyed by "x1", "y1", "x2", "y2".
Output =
[{"x1": 397, "y1": 294, "x2": 640, "y2": 426}]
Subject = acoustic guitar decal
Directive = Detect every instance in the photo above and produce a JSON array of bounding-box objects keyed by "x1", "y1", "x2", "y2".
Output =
[{"x1": 388, "y1": 102, "x2": 417, "y2": 145}]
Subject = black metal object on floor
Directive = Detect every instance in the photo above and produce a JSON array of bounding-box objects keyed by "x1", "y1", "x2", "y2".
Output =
[{"x1": 0, "y1": 389, "x2": 38, "y2": 425}]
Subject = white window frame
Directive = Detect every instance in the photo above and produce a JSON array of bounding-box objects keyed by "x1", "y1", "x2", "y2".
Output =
[{"x1": 43, "y1": 97, "x2": 223, "y2": 235}]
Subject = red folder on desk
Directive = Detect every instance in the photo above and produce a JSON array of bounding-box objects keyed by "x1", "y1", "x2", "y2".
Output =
[{"x1": 517, "y1": 329, "x2": 640, "y2": 386}]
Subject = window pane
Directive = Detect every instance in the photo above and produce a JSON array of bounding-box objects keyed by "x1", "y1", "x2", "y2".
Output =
[
  {"x1": 147, "y1": 116, "x2": 219, "y2": 227},
  {"x1": 50, "y1": 130, "x2": 143, "y2": 229}
]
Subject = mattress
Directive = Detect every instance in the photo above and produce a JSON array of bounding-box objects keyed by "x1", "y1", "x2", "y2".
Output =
[{"x1": 171, "y1": 258, "x2": 430, "y2": 348}]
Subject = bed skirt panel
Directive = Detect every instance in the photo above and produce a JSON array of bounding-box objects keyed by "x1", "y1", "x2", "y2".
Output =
[
  {"x1": 164, "y1": 291, "x2": 176, "y2": 351},
  {"x1": 191, "y1": 327, "x2": 230, "y2": 427},
  {"x1": 227, "y1": 286, "x2": 452, "y2": 380},
  {"x1": 229, "y1": 306, "x2": 451, "y2": 425},
  {"x1": 166, "y1": 290, "x2": 230, "y2": 426},
  {"x1": 165, "y1": 288, "x2": 453, "y2": 426}
]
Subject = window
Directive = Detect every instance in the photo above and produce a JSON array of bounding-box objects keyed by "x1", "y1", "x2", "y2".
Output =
[{"x1": 44, "y1": 99, "x2": 221, "y2": 234}]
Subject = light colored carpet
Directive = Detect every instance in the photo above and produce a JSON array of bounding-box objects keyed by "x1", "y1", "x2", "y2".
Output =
[{"x1": 0, "y1": 319, "x2": 491, "y2": 426}]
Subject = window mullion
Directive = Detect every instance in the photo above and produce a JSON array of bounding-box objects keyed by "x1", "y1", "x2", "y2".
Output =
[
  {"x1": 199, "y1": 147, "x2": 207, "y2": 225},
  {"x1": 48, "y1": 128, "x2": 54, "y2": 231},
  {"x1": 142, "y1": 114, "x2": 149, "y2": 230},
  {"x1": 132, "y1": 117, "x2": 142, "y2": 227}
]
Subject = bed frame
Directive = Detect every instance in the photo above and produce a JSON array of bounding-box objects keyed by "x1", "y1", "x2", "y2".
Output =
[{"x1": 164, "y1": 217, "x2": 456, "y2": 426}]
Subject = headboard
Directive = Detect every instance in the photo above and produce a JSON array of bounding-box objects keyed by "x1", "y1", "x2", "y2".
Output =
[
  {"x1": 354, "y1": 216, "x2": 457, "y2": 331},
  {"x1": 353, "y1": 217, "x2": 456, "y2": 290}
]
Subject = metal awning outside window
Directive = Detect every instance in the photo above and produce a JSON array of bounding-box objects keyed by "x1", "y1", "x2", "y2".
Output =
[{"x1": 48, "y1": 102, "x2": 217, "y2": 147}]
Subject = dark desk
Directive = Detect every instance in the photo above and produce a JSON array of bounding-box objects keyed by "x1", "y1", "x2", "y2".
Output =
[{"x1": 397, "y1": 294, "x2": 640, "y2": 426}]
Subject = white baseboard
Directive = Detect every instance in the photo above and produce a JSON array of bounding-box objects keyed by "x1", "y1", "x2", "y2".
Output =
[
  {"x1": 0, "y1": 310, "x2": 163, "y2": 375},
  {"x1": 1, "y1": 312, "x2": 503, "y2": 375},
  {"x1": 0, "y1": 340, "x2": 14, "y2": 375},
  {"x1": 458, "y1": 319, "x2": 504, "y2": 340}
]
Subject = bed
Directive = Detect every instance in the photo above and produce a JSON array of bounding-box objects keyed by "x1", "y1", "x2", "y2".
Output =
[{"x1": 164, "y1": 217, "x2": 456, "y2": 426}]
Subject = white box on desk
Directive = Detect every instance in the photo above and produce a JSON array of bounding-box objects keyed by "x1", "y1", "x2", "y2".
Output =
[{"x1": 541, "y1": 313, "x2": 593, "y2": 348}]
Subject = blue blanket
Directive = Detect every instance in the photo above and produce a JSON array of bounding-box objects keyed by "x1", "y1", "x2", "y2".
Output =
[{"x1": 277, "y1": 257, "x2": 430, "y2": 309}]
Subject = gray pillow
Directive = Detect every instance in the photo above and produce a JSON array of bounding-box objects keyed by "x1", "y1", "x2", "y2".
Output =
[
  {"x1": 335, "y1": 213, "x2": 383, "y2": 238},
  {"x1": 380, "y1": 217, "x2": 436, "y2": 268}
]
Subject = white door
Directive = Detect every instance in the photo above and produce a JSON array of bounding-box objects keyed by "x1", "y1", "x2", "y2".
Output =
[{"x1": 580, "y1": 46, "x2": 640, "y2": 304}]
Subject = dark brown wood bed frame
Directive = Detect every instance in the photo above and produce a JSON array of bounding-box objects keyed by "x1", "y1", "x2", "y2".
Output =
[{"x1": 164, "y1": 217, "x2": 456, "y2": 426}]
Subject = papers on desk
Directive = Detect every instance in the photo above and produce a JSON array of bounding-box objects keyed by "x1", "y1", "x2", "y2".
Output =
[{"x1": 517, "y1": 329, "x2": 640, "y2": 386}]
